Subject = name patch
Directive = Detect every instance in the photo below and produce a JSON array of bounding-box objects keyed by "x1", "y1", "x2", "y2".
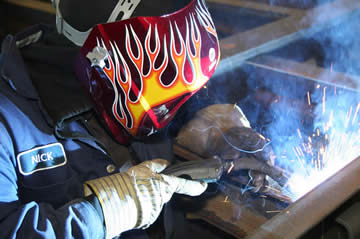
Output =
[{"x1": 17, "y1": 143, "x2": 67, "y2": 175}]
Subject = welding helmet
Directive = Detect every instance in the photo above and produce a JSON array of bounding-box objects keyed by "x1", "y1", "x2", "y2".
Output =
[{"x1": 54, "y1": 0, "x2": 220, "y2": 144}]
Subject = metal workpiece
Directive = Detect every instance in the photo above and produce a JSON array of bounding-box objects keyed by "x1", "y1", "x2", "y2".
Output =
[
  {"x1": 213, "y1": 0, "x2": 360, "y2": 78},
  {"x1": 245, "y1": 156, "x2": 360, "y2": 239},
  {"x1": 336, "y1": 202, "x2": 360, "y2": 239}
]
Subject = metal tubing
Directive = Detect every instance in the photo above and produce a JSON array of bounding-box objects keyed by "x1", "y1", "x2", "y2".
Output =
[{"x1": 246, "y1": 156, "x2": 360, "y2": 239}]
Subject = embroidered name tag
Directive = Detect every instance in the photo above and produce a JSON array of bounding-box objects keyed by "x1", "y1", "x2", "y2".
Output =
[{"x1": 17, "y1": 143, "x2": 67, "y2": 175}]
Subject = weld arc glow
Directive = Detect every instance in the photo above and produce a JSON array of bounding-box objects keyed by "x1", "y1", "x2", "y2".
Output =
[
  {"x1": 287, "y1": 129, "x2": 360, "y2": 200},
  {"x1": 284, "y1": 88, "x2": 360, "y2": 201},
  {"x1": 98, "y1": 4, "x2": 218, "y2": 136}
]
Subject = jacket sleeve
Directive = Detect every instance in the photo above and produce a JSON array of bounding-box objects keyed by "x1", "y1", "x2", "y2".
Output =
[{"x1": 0, "y1": 123, "x2": 105, "y2": 239}]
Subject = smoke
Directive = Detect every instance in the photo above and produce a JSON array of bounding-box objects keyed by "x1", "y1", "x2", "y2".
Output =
[
  {"x1": 260, "y1": 3, "x2": 360, "y2": 200},
  {"x1": 309, "y1": 17, "x2": 360, "y2": 77},
  {"x1": 282, "y1": 85, "x2": 359, "y2": 200},
  {"x1": 204, "y1": 0, "x2": 360, "y2": 201},
  {"x1": 184, "y1": 0, "x2": 360, "y2": 203}
]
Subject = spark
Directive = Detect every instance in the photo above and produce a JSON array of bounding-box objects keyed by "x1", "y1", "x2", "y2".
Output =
[
  {"x1": 296, "y1": 146, "x2": 305, "y2": 158},
  {"x1": 320, "y1": 145, "x2": 325, "y2": 155},
  {"x1": 276, "y1": 82, "x2": 360, "y2": 201},
  {"x1": 323, "y1": 110, "x2": 333, "y2": 132},
  {"x1": 266, "y1": 210, "x2": 282, "y2": 214},
  {"x1": 223, "y1": 196, "x2": 230, "y2": 203},
  {"x1": 307, "y1": 91, "x2": 311, "y2": 106},
  {"x1": 264, "y1": 185, "x2": 281, "y2": 193},
  {"x1": 322, "y1": 87, "x2": 327, "y2": 114},
  {"x1": 345, "y1": 106, "x2": 353, "y2": 129},
  {"x1": 352, "y1": 103, "x2": 360, "y2": 126},
  {"x1": 227, "y1": 161, "x2": 235, "y2": 174},
  {"x1": 292, "y1": 147, "x2": 309, "y2": 176},
  {"x1": 297, "y1": 129, "x2": 303, "y2": 139},
  {"x1": 258, "y1": 134, "x2": 266, "y2": 140},
  {"x1": 302, "y1": 143, "x2": 307, "y2": 153},
  {"x1": 285, "y1": 101, "x2": 360, "y2": 200}
]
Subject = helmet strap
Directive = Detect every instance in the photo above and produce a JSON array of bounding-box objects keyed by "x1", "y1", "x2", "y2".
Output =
[
  {"x1": 107, "y1": 0, "x2": 141, "y2": 22},
  {"x1": 52, "y1": 0, "x2": 141, "y2": 46}
]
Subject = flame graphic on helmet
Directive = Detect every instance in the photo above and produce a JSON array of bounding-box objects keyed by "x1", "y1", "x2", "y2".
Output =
[{"x1": 97, "y1": 0, "x2": 219, "y2": 136}]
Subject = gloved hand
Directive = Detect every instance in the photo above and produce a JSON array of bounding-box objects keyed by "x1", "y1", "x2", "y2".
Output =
[
  {"x1": 208, "y1": 126, "x2": 292, "y2": 204},
  {"x1": 84, "y1": 159, "x2": 207, "y2": 239},
  {"x1": 212, "y1": 126, "x2": 278, "y2": 191},
  {"x1": 175, "y1": 104, "x2": 289, "y2": 199},
  {"x1": 176, "y1": 104, "x2": 251, "y2": 158}
]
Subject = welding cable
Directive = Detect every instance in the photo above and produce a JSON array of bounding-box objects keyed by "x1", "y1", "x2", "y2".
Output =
[{"x1": 84, "y1": 159, "x2": 207, "y2": 239}]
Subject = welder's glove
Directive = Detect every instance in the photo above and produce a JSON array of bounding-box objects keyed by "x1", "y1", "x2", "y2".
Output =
[
  {"x1": 175, "y1": 104, "x2": 288, "y2": 195},
  {"x1": 84, "y1": 159, "x2": 207, "y2": 239},
  {"x1": 176, "y1": 104, "x2": 251, "y2": 157}
]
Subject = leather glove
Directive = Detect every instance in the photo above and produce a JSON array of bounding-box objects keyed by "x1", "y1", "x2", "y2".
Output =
[
  {"x1": 213, "y1": 127, "x2": 277, "y2": 191},
  {"x1": 176, "y1": 104, "x2": 251, "y2": 158},
  {"x1": 84, "y1": 159, "x2": 208, "y2": 239},
  {"x1": 175, "y1": 104, "x2": 290, "y2": 200}
]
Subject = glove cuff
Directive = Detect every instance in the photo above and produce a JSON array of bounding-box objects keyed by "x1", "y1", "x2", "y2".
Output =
[{"x1": 84, "y1": 173, "x2": 141, "y2": 239}]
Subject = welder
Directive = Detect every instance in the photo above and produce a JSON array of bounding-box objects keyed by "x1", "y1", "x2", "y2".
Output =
[{"x1": 0, "y1": 0, "x2": 282, "y2": 238}]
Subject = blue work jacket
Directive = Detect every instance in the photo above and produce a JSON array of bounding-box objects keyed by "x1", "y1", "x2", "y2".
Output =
[{"x1": 0, "y1": 25, "x2": 127, "y2": 239}]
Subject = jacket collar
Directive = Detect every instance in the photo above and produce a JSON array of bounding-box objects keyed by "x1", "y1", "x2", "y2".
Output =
[
  {"x1": 0, "y1": 25, "x2": 50, "y2": 100},
  {"x1": 0, "y1": 25, "x2": 94, "y2": 132}
]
